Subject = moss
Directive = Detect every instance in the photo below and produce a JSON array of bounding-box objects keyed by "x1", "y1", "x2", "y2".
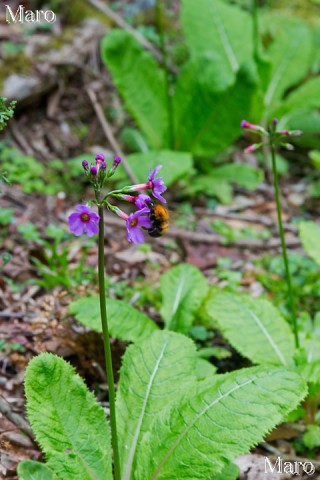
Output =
[
  {"x1": 62, "y1": 3, "x2": 112, "y2": 27},
  {"x1": 0, "y1": 52, "x2": 32, "y2": 91}
]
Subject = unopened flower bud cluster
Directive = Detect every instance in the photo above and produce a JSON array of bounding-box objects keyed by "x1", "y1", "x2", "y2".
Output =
[{"x1": 241, "y1": 119, "x2": 302, "y2": 153}]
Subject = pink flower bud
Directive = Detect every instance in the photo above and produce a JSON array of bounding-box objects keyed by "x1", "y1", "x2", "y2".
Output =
[
  {"x1": 244, "y1": 143, "x2": 261, "y2": 153},
  {"x1": 113, "y1": 156, "x2": 121, "y2": 168},
  {"x1": 240, "y1": 120, "x2": 266, "y2": 134}
]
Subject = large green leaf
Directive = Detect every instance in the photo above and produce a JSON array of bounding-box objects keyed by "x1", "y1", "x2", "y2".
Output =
[
  {"x1": 101, "y1": 30, "x2": 169, "y2": 149},
  {"x1": 117, "y1": 330, "x2": 198, "y2": 480},
  {"x1": 136, "y1": 366, "x2": 306, "y2": 479},
  {"x1": 261, "y1": 15, "x2": 313, "y2": 112},
  {"x1": 204, "y1": 292, "x2": 295, "y2": 366},
  {"x1": 278, "y1": 110, "x2": 320, "y2": 149},
  {"x1": 190, "y1": 163, "x2": 263, "y2": 203},
  {"x1": 181, "y1": 0, "x2": 253, "y2": 87},
  {"x1": 127, "y1": 150, "x2": 193, "y2": 185},
  {"x1": 25, "y1": 353, "x2": 112, "y2": 480},
  {"x1": 173, "y1": 62, "x2": 257, "y2": 155},
  {"x1": 69, "y1": 297, "x2": 158, "y2": 343},
  {"x1": 299, "y1": 221, "x2": 320, "y2": 266},
  {"x1": 273, "y1": 77, "x2": 320, "y2": 118},
  {"x1": 18, "y1": 461, "x2": 55, "y2": 480},
  {"x1": 160, "y1": 264, "x2": 209, "y2": 333}
]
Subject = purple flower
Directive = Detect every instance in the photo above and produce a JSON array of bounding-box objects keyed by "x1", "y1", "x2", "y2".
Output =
[
  {"x1": 82, "y1": 160, "x2": 89, "y2": 170},
  {"x1": 148, "y1": 165, "x2": 167, "y2": 203},
  {"x1": 90, "y1": 166, "x2": 97, "y2": 176},
  {"x1": 135, "y1": 194, "x2": 151, "y2": 210},
  {"x1": 126, "y1": 207, "x2": 152, "y2": 244},
  {"x1": 68, "y1": 205, "x2": 100, "y2": 237}
]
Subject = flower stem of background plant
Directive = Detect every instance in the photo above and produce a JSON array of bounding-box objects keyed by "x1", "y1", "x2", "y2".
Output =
[
  {"x1": 156, "y1": 0, "x2": 174, "y2": 148},
  {"x1": 269, "y1": 142, "x2": 300, "y2": 349},
  {"x1": 98, "y1": 204, "x2": 121, "y2": 480}
]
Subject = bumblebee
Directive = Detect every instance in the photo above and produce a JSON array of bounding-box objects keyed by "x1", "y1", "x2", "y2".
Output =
[{"x1": 148, "y1": 203, "x2": 169, "y2": 237}]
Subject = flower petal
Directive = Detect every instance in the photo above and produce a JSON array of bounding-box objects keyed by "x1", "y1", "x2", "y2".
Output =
[
  {"x1": 138, "y1": 216, "x2": 152, "y2": 228},
  {"x1": 128, "y1": 226, "x2": 145, "y2": 244},
  {"x1": 86, "y1": 220, "x2": 99, "y2": 237},
  {"x1": 69, "y1": 216, "x2": 84, "y2": 236},
  {"x1": 148, "y1": 165, "x2": 162, "y2": 181}
]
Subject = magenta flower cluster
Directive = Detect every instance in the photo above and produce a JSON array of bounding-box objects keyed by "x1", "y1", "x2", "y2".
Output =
[{"x1": 68, "y1": 158, "x2": 167, "y2": 244}]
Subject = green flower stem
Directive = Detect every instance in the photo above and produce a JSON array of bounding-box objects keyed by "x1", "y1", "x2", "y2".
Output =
[
  {"x1": 98, "y1": 204, "x2": 121, "y2": 480},
  {"x1": 269, "y1": 141, "x2": 300, "y2": 349}
]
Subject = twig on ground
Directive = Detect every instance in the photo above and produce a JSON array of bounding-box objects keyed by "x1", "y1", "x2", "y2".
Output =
[
  {"x1": 86, "y1": 0, "x2": 178, "y2": 75},
  {"x1": 104, "y1": 214, "x2": 301, "y2": 249},
  {"x1": 193, "y1": 207, "x2": 297, "y2": 233},
  {"x1": 86, "y1": 87, "x2": 138, "y2": 184},
  {"x1": 0, "y1": 396, "x2": 35, "y2": 441}
]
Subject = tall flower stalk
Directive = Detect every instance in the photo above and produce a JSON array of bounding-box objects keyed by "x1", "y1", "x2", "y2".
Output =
[
  {"x1": 241, "y1": 119, "x2": 301, "y2": 348},
  {"x1": 68, "y1": 155, "x2": 168, "y2": 478},
  {"x1": 97, "y1": 203, "x2": 121, "y2": 480}
]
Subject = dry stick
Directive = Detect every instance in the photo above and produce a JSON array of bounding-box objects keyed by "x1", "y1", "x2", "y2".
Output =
[
  {"x1": 0, "y1": 396, "x2": 35, "y2": 441},
  {"x1": 193, "y1": 207, "x2": 297, "y2": 232},
  {"x1": 86, "y1": 0, "x2": 178, "y2": 75},
  {"x1": 104, "y1": 213, "x2": 301, "y2": 249},
  {"x1": 86, "y1": 88, "x2": 138, "y2": 184}
]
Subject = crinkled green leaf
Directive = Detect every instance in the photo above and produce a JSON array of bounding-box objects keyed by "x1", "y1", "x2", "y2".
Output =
[
  {"x1": 18, "y1": 461, "x2": 55, "y2": 480},
  {"x1": 136, "y1": 366, "x2": 306, "y2": 479},
  {"x1": 297, "y1": 360, "x2": 320, "y2": 385},
  {"x1": 127, "y1": 150, "x2": 193, "y2": 186},
  {"x1": 160, "y1": 264, "x2": 209, "y2": 333},
  {"x1": 69, "y1": 297, "x2": 158, "y2": 343},
  {"x1": 299, "y1": 221, "x2": 320, "y2": 266},
  {"x1": 25, "y1": 353, "x2": 112, "y2": 480},
  {"x1": 204, "y1": 292, "x2": 295, "y2": 366},
  {"x1": 211, "y1": 463, "x2": 239, "y2": 480},
  {"x1": 261, "y1": 15, "x2": 313, "y2": 111},
  {"x1": 195, "y1": 358, "x2": 217, "y2": 380},
  {"x1": 173, "y1": 63, "x2": 257, "y2": 155},
  {"x1": 101, "y1": 30, "x2": 169, "y2": 149},
  {"x1": 181, "y1": 0, "x2": 253, "y2": 87},
  {"x1": 117, "y1": 330, "x2": 198, "y2": 480}
]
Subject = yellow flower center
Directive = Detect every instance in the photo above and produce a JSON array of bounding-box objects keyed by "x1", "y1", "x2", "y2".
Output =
[
  {"x1": 130, "y1": 218, "x2": 138, "y2": 228},
  {"x1": 80, "y1": 213, "x2": 90, "y2": 222}
]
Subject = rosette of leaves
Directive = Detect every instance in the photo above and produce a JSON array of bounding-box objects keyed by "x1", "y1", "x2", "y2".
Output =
[{"x1": 18, "y1": 330, "x2": 306, "y2": 479}]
